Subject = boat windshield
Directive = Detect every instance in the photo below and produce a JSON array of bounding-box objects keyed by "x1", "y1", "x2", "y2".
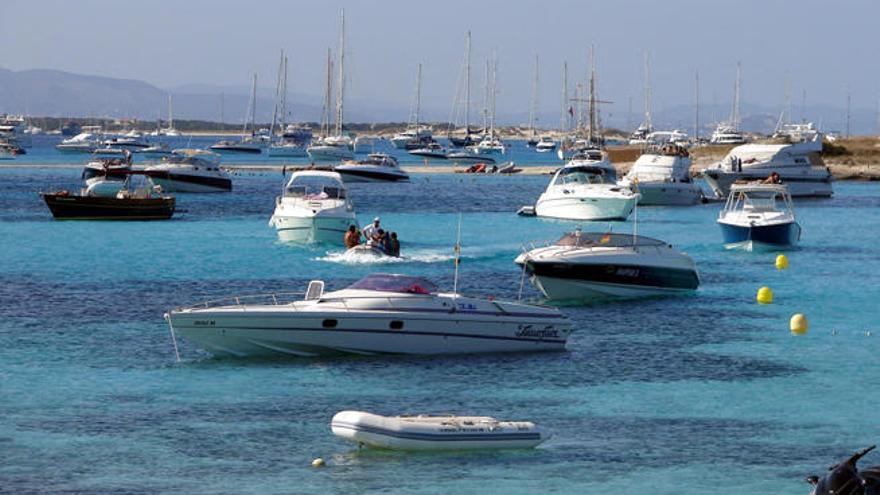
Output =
[
  {"x1": 285, "y1": 176, "x2": 345, "y2": 199},
  {"x1": 347, "y1": 274, "x2": 437, "y2": 294},
  {"x1": 553, "y1": 166, "x2": 609, "y2": 186},
  {"x1": 556, "y1": 232, "x2": 667, "y2": 248}
]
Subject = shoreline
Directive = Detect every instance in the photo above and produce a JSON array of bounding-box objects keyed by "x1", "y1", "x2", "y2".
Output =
[{"x1": 3, "y1": 161, "x2": 878, "y2": 180}]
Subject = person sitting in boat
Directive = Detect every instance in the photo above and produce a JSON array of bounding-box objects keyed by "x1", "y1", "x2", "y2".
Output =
[
  {"x1": 761, "y1": 172, "x2": 781, "y2": 184},
  {"x1": 387, "y1": 232, "x2": 401, "y2": 257},
  {"x1": 363, "y1": 217, "x2": 381, "y2": 242},
  {"x1": 344, "y1": 225, "x2": 361, "y2": 249}
]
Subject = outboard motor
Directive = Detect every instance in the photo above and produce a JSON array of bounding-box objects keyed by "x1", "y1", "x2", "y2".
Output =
[{"x1": 809, "y1": 445, "x2": 880, "y2": 495}]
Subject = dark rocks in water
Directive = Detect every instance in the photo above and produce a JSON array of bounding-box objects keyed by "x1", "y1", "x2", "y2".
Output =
[{"x1": 810, "y1": 445, "x2": 880, "y2": 495}]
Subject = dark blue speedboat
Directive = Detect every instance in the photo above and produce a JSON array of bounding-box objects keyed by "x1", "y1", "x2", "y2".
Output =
[{"x1": 717, "y1": 183, "x2": 801, "y2": 249}]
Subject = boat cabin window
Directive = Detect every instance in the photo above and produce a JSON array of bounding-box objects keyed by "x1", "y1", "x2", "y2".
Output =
[
  {"x1": 740, "y1": 192, "x2": 782, "y2": 212},
  {"x1": 347, "y1": 274, "x2": 437, "y2": 295},
  {"x1": 553, "y1": 166, "x2": 609, "y2": 186},
  {"x1": 285, "y1": 176, "x2": 345, "y2": 199},
  {"x1": 556, "y1": 232, "x2": 666, "y2": 248}
]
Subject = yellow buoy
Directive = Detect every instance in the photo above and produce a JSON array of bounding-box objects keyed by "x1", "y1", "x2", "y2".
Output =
[
  {"x1": 790, "y1": 314, "x2": 809, "y2": 335},
  {"x1": 756, "y1": 286, "x2": 774, "y2": 304},
  {"x1": 311, "y1": 457, "x2": 325, "y2": 468},
  {"x1": 775, "y1": 254, "x2": 789, "y2": 270}
]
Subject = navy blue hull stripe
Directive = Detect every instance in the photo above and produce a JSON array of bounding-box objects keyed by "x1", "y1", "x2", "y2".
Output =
[{"x1": 332, "y1": 422, "x2": 542, "y2": 441}]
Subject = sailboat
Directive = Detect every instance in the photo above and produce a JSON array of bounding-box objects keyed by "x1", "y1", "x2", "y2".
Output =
[
  {"x1": 268, "y1": 51, "x2": 308, "y2": 157},
  {"x1": 628, "y1": 51, "x2": 654, "y2": 145},
  {"x1": 211, "y1": 74, "x2": 267, "y2": 154},
  {"x1": 447, "y1": 32, "x2": 480, "y2": 148},
  {"x1": 470, "y1": 54, "x2": 506, "y2": 155},
  {"x1": 526, "y1": 53, "x2": 540, "y2": 147},
  {"x1": 710, "y1": 62, "x2": 747, "y2": 145},
  {"x1": 308, "y1": 10, "x2": 355, "y2": 162},
  {"x1": 150, "y1": 95, "x2": 181, "y2": 137},
  {"x1": 391, "y1": 64, "x2": 434, "y2": 150}
]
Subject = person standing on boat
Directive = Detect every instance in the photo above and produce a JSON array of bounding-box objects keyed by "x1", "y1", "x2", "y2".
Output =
[
  {"x1": 363, "y1": 217, "x2": 381, "y2": 242},
  {"x1": 344, "y1": 225, "x2": 361, "y2": 249}
]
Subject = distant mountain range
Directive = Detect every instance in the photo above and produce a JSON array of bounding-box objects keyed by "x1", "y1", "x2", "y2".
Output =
[{"x1": 1, "y1": 67, "x2": 877, "y2": 134}]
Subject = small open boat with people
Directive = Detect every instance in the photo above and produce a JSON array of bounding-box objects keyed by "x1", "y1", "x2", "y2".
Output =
[
  {"x1": 41, "y1": 169, "x2": 175, "y2": 221},
  {"x1": 717, "y1": 181, "x2": 801, "y2": 249},
  {"x1": 331, "y1": 410, "x2": 549, "y2": 450}
]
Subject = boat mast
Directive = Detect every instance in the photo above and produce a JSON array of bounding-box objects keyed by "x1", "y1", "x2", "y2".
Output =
[
  {"x1": 588, "y1": 45, "x2": 596, "y2": 143},
  {"x1": 271, "y1": 50, "x2": 284, "y2": 137},
  {"x1": 528, "y1": 52, "x2": 539, "y2": 138},
  {"x1": 491, "y1": 52, "x2": 498, "y2": 136},
  {"x1": 282, "y1": 55, "x2": 289, "y2": 128},
  {"x1": 465, "y1": 31, "x2": 471, "y2": 134},
  {"x1": 321, "y1": 48, "x2": 333, "y2": 138},
  {"x1": 167, "y1": 94, "x2": 173, "y2": 130},
  {"x1": 250, "y1": 73, "x2": 257, "y2": 137},
  {"x1": 731, "y1": 62, "x2": 741, "y2": 131},
  {"x1": 335, "y1": 8, "x2": 345, "y2": 136},
  {"x1": 415, "y1": 63, "x2": 422, "y2": 129},
  {"x1": 694, "y1": 70, "x2": 700, "y2": 142},
  {"x1": 560, "y1": 62, "x2": 568, "y2": 132},
  {"x1": 642, "y1": 49, "x2": 652, "y2": 132},
  {"x1": 482, "y1": 59, "x2": 490, "y2": 133}
]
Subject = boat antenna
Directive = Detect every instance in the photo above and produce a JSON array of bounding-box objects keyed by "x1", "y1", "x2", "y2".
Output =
[
  {"x1": 452, "y1": 212, "x2": 463, "y2": 299},
  {"x1": 517, "y1": 247, "x2": 528, "y2": 301}
]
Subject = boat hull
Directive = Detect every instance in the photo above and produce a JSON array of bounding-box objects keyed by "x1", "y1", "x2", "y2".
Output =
[
  {"x1": 147, "y1": 173, "x2": 232, "y2": 193},
  {"x1": 635, "y1": 181, "x2": 703, "y2": 206},
  {"x1": 535, "y1": 195, "x2": 638, "y2": 221},
  {"x1": 524, "y1": 262, "x2": 698, "y2": 301},
  {"x1": 307, "y1": 145, "x2": 354, "y2": 162},
  {"x1": 168, "y1": 310, "x2": 570, "y2": 357},
  {"x1": 41, "y1": 193, "x2": 175, "y2": 220},
  {"x1": 209, "y1": 144, "x2": 263, "y2": 154},
  {"x1": 267, "y1": 146, "x2": 308, "y2": 157},
  {"x1": 703, "y1": 169, "x2": 833, "y2": 198},
  {"x1": 334, "y1": 166, "x2": 409, "y2": 183},
  {"x1": 718, "y1": 220, "x2": 801, "y2": 247},
  {"x1": 272, "y1": 215, "x2": 356, "y2": 244}
]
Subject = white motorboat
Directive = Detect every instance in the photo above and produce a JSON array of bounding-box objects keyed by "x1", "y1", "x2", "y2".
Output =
[
  {"x1": 142, "y1": 143, "x2": 174, "y2": 158},
  {"x1": 408, "y1": 142, "x2": 448, "y2": 160},
  {"x1": 717, "y1": 182, "x2": 801, "y2": 249},
  {"x1": 472, "y1": 135, "x2": 506, "y2": 154},
  {"x1": 144, "y1": 149, "x2": 231, "y2": 193},
  {"x1": 331, "y1": 411, "x2": 549, "y2": 450},
  {"x1": 56, "y1": 132, "x2": 101, "y2": 153},
  {"x1": 535, "y1": 136, "x2": 557, "y2": 152},
  {"x1": 647, "y1": 130, "x2": 689, "y2": 146},
  {"x1": 618, "y1": 144, "x2": 702, "y2": 206},
  {"x1": 281, "y1": 124, "x2": 313, "y2": 145},
  {"x1": 102, "y1": 135, "x2": 151, "y2": 151},
  {"x1": 446, "y1": 150, "x2": 496, "y2": 164},
  {"x1": 515, "y1": 231, "x2": 700, "y2": 301},
  {"x1": 709, "y1": 123, "x2": 747, "y2": 145},
  {"x1": 164, "y1": 272, "x2": 573, "y2": 357},
  {"x1": 701, "y1": 136, "x2": 831, "y2": 198},
  {"x1": 534, "y1": 150, "x2": 639, "y2": 221},
  {"x1": 334, "y1": 153, "x2": 409, "y2": 182},
  {"x1": 81, "y1": 154, "x2": 133, "y2": 197},
  {"x1": 307, "y1": 138, "x2": 355, "y2": 162},
  {"x1": 268, "y1": 170, "x2": 357, "y2": 244}
]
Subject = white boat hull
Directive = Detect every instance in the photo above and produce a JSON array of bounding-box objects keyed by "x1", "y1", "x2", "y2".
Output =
[
  {"x1": 703, "y1": 168, "x2": 833, "y2": 198},
  {"x1": 271, "y1": 215, "x2": 356, "y2": 244},
  {"x1": 535, "y1": 195, "x2": 638, "y2": 221},
  {"x1": 634, "y1": 181, "x2": 703, "y2": 206}
]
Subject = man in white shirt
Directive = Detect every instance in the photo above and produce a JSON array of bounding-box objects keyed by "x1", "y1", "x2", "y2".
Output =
[{"x1": 362, "y1": 217, "x2": 381, "y2": 242}]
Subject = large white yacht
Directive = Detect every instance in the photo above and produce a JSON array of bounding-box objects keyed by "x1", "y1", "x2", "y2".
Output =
[
  {"x1": 335, "y1": 153, "x2": 409, "y2": 182},
  {"x1": 307, "y1": 135, "x2": 355, "y2": 161},
  {"x1": 701, "y1": 135, "x2": 831, "y2": 197},
  {"x1": 144, "y1": 149, "x2": 232, "y2": 193},
  {"x1": 56, "y1": 132, "x2": 102, "y2": 153},
  {"x1": 534, "y1": 149, "x2": 639, "y2": 221},
  {"x1": 618, "y1": 144, "x2": 702, "y2": 206},
  {"x1": 709, "y1": 123, "x2": 747, "y2": 145},
  {"x1": 515, "y1": 231, "x2": 700, "y2": 301},
  {"x1": 268, "y1": 170, "x2": 357, "y2": 244},
  {"x1": 164, "y1": 273, "x2": 573, "y2": 357}
]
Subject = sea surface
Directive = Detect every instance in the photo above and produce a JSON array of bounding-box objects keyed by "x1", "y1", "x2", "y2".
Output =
[{"x1": 1, "y1": 138, "x2": 879, "y2": 494}]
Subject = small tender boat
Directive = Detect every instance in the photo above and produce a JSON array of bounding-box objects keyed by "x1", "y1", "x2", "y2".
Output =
[
  {"x1": 535, "y1": 136, "x2": 557, "y2": 152},
  {"x1": 164, "y1": 273, "x2": 573, "y2": 357},
  {"x1": 144, "y1": 149, "x2": 232, "y2": 193},
  {"x1": 268, "y1": 170, "x2": 357, "y2": 244},
  {"x1": 346, "y1": 242, "x2": 397, "y2": 259},
  {"x1": 515, "y1": 231, "x2": 700, "y2": 301},
  {"x1": 334, "y1": 153, "x2": 409, "y2": 182},
  {"x1": 717, "y1": 182, "x2": 801, "y2": 249},
  {"x1": 331, "y1": 410, "x2": 549, "y2": 450}
]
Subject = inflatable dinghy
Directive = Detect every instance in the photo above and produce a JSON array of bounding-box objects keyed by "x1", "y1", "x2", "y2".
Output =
[{"x1": 331, "y1": 410, "x2": 548, "y2": 450}]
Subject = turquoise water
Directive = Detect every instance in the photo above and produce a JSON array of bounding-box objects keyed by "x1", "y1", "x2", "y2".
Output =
[{"x1": 1, "y1": 157, "x2": 879, "y2": 494}]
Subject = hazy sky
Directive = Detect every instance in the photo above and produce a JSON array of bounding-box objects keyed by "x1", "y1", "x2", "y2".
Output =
[{"x1": 1, "y1": 0, "x2": 877, "y2": 121}]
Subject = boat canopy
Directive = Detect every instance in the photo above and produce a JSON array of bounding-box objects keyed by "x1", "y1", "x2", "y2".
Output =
[
  {"x1": 552, "y1": 165, "x2": 613, "y2": 186},
  {"x1": 347, "y1": 273, "x2": 437, "y2": 295},
  {"x1": 724, "y1": 184, "x2": 794, "y2": 214},
  {"x1": 285, "y1": 172, "x2": 346, "y2": 199},
  {"x1": 555, "y1": 231, "x2": 668, "y2": 248}
]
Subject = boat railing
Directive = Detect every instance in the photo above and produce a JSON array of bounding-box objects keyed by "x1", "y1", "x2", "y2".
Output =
[{"x1": 175, "y1": 291, "x2": 306, "y2": 311}]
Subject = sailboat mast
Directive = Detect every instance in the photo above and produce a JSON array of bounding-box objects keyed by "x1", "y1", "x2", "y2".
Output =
[
  {"x1": 560, "y1": 62, "x2": 568, "y2": 131},
  {"x1": 642, "y1": 49, "x2": 652, "y2": 130},
  {"x1": 322, "y1": 48, "x2": 332, "y2": 138},
  {"x1": 465, "y1": 31, "x2": 471, "y2": 133},
  {"x1": 588, "y1": 45, "x2": 596, "y2": 142},
  {"x1": 167, "y1": 94, "x2": 173, "y2": 129},
  {"x1": 528, "y1": 52, "x2": 538, "y2": 136},
  {"x1": 694, "y1": 70, "x2": 700, "y2": 142},
  {"x1": 250, "y1": 73, "x2": 257, "y2": 136},
  {"x1": 335, "y1": 9, "x2": 345, "y2": 136},
  {"x1": 491, "y1": 52, "x2": 498, "y2": 135},
  {"x1": 271, "y1": 50, "x2": 284, "y2": 137},
  {"x1": 483, "y1": 59, "x2": 490, "y2": 131},
  {"x1": 282, "y1": 56, "x2": 288, "y2": 128},
  {"x1": 732, "y1": 62, "x2": 741, "y2": 131},
  {"x1": 415, "y1": 63, "x2": 422, "y2": 129}
]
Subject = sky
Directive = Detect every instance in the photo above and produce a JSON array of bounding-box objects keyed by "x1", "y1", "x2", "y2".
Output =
[{"x1": 1, "y1": 0, "x2": 878, "y2": 126}]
